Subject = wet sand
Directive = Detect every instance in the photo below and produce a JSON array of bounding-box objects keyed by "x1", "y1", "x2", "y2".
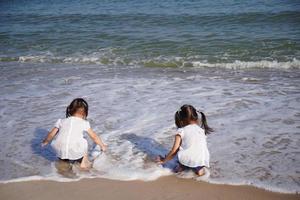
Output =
[{"x1": 0, "y1": 176, "x2": 298, "y2": 200}]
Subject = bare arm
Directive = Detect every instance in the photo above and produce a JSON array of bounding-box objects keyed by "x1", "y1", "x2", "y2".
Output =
[
  {"x1": 157, "y1": 134, "x2": 181, "y2": 164},
  {"x1": 87, "y1": 128, "x2": 107, "y2": 151},
  {"x1": 41, "y1": 127, "x2": 59, "y2": 147}
]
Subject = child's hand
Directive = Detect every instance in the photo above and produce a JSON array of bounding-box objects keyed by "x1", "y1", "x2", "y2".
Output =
[
  {"x1": 155, "y1": 155, "x2": 165, "y2": 164},
  {"x1": 41, "y1": 140, "x2": 48, "y2": 148},
  {"x1": 101, "y1": 144, "x2": 108, "y2": 152}
]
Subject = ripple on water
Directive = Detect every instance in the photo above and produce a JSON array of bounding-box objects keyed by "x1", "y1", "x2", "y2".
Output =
[
  {"x1": 282, "y1": 118, "x2": 296, "y2": 125},
  {"x1": 0, "y1": 62, "x2": 299, "y2": 193}
]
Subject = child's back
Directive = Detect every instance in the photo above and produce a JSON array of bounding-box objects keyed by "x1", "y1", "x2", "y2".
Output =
[
  {"x1": 177, "y1": 124, "x2": 209, "y2": 168},
  {"x1": 156, "y1": 104, "x2": 213, "y2": 176},
  {"x1": 52, "y1": 116, "x2": 90, "y2": 160},
  {"x1": 42, "y1": 98, "x2": 107, "y2": 169}
]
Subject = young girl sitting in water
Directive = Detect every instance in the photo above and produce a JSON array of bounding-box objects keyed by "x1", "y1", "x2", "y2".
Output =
[
  {"x1": 156, "y1": 104, "x2": 213, "y2": 176},
  {"x1": 42, "y1": 98, "x2": 107, "y2": 169}
]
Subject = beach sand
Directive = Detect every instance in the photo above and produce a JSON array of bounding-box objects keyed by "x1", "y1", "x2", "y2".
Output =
[{"x1": 0, "y1": 176, "x2": 298, "y2": 200}]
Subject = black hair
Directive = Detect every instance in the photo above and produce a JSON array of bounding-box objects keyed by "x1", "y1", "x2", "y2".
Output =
[
  {"x1": 174, "y1": 104, "x2": 213, "y2": 135},
  {"x1": 66, "y1": 98, "x2": 89, "y2": 119}
]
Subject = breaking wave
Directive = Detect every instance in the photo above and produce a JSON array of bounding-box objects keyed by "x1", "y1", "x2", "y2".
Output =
[{"x1": 1, "y1": 53, "x2": 299, "y2": 70}]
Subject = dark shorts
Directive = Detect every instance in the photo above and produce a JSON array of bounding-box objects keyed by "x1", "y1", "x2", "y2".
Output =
[
  {"x1": 177, "y1": 162, "x2": 205, "y2": 173},
  {"x1": 59, "y1": 157, "x2": 83, "y2": 164}
]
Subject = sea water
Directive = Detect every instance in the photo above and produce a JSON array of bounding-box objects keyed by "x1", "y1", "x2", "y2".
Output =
[{"x1": 0, "y1": 0, "x2": 299, "y2": 194}]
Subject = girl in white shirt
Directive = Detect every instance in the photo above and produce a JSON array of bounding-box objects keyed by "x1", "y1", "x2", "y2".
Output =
[
  {"x1": 42, "y1": 98, "x2": 107, "y2": 169},
  {"x1": 156, "y1": 104, "x2": 213, "y2": 176}
]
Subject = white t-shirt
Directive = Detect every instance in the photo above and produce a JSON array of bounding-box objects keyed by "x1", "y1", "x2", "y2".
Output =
[
  {"x1": 51, "y1": 116, "x2": 91, "y2": 160},
  {"x1": 177, "y1": 124, "x2": 210, "y2": 168}
]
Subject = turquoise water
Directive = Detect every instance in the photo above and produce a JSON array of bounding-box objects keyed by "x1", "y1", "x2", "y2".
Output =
[{"x1": 1, "y1": 0, "x2": 300, "y2": 66}]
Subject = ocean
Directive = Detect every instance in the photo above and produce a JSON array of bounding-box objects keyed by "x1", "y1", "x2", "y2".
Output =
[{"x1": 0, "y1": 0, "x2": 299, "y2": 194}]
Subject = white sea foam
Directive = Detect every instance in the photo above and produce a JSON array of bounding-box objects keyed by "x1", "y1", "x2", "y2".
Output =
[
  {"x1": 0, "y1": 62, "x2": 299, "y2": 194},
  {"x1": 0, "y1": 175, "x2": 81, "y2": 184},
  {"x1": 191, "y1": 59, "x2": 300, "y2": 69},
  {"x1": 11, "y1": 53, "x2": 300, "y2": 70},
  {"x1": 202, "y1": 178, "x2": 298, "y2": 194},
  {"x1": 1, "y1": 164, "x2": 295, "y2": 194}
]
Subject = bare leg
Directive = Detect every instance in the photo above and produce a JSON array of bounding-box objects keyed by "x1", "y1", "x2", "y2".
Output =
[
  {"x1": 196, "y1": 167, "x2": 205, "y2": 176},
  {"x1": 80, "y1": 154, "x2": 92, "y2": 169},
  {"x1": 55, "y1": 159, "x2": 75, "y2": 178}
]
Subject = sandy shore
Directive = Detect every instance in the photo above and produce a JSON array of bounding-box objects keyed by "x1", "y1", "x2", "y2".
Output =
[{"x1": 0, "y1": 176, "x2": 298, "y2": 200}]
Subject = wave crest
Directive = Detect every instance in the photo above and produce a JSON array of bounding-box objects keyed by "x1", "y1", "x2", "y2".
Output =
[{"x1": 1, "y1": 53, "x2": 299, "y2": 70}]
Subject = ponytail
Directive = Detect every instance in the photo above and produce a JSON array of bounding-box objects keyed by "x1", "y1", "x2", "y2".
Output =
[
  {"x1": 66, "y1": 105, "x2": 71, "y2": 118},
  {"x1": 175, "y1": 105, "x2": 214, "y2": 135},
  {"x1": 198, "y1": 111, "x2": 213, "y2": 135}
]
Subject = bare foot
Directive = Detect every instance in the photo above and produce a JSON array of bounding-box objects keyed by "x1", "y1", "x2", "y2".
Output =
[
  {"x1": 196, "y1": 168, "x2": 205, "y2": 176},
  {"x1": 80, "y1": 155, "x2": 92, "y2": 170}
]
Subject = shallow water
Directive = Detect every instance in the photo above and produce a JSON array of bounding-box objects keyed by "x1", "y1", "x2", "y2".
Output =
[
  {"x1": 0, "y1": 62, "x2": 299, "y2": 193},
  {"x1": 0, "y1": 0, "x2": 300, "y2": 194}
]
